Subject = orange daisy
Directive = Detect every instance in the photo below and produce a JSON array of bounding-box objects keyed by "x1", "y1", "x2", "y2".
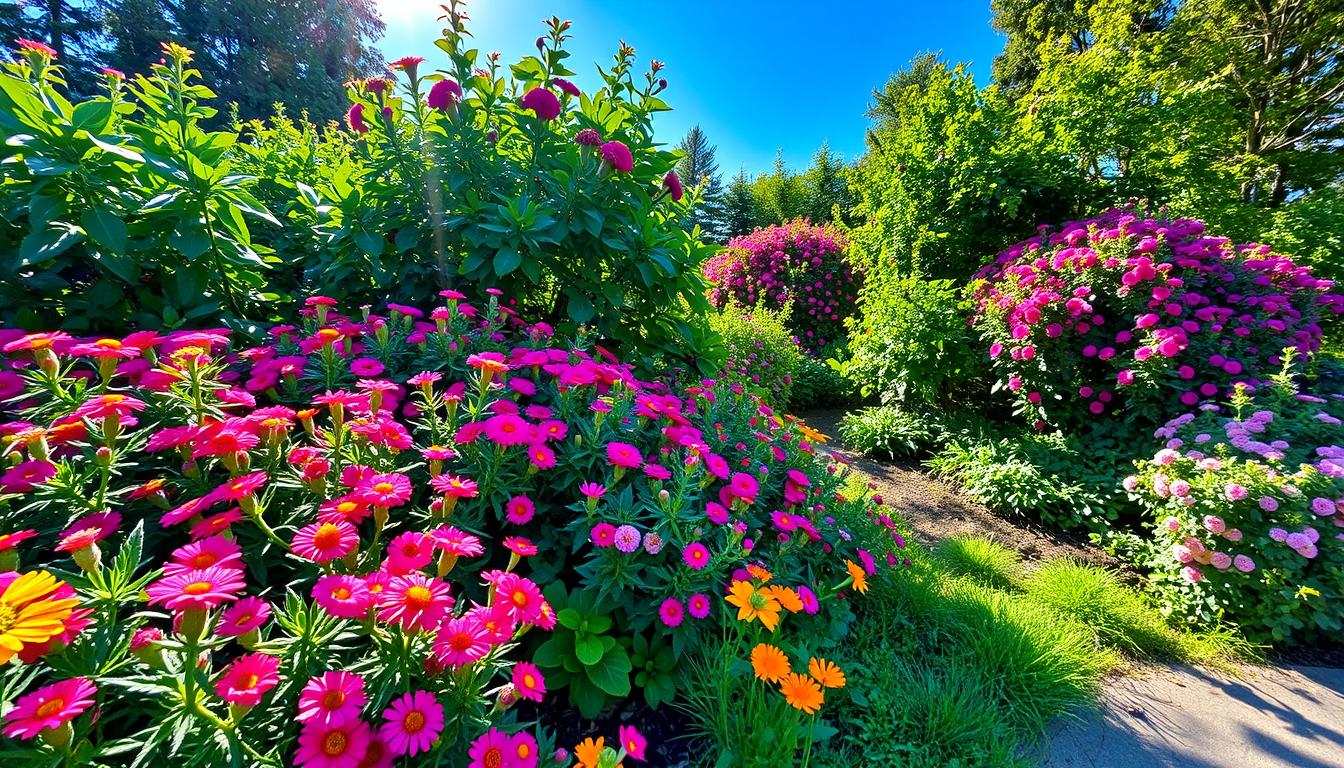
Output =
[
  {"x1": 766, "y1": 585, "x2": 804, "y2": 613},
  {"x1": 779, "y1": 672, "x2": 825, "y2": 714},
  {"x1": 808, "y1": 657, "x2": 846, "y2": 689},
  {"x1": 844, "y1": 559, "x2": 869, "y2": 594},
  {"x1": 746, "y1": 564, "x2": 773, "y2": 582},
  {"x1": 725, "y1": 580, "x2": 782, "y2": 631},
  {"x1": 574, "y1": 736, "x2": 604, "y2": 768},
  {"x1": 750, "y1": 643, "x2": 790, "y2": 682}
]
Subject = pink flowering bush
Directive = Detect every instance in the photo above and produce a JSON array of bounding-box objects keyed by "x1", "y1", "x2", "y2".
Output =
[
  {"x1": 972, "y1": 208, "x2": 1342, "y2": 428},
  {"x1": 0, "y1": 290, "x2": 896, "y2": 763},
  {"x1": 703, "y1": 220, "x2": 862, "y2": 354},
  {"x1": 1128, "y1": 370, "x2": 1344, "y2": 642}
]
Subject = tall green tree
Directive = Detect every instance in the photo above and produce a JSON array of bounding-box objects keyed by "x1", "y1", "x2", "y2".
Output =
[
  {"x1": 674, "y1": 124, "x2": 729, "y2": 242},
  {"x1": 803, "y1": 142, "x2": 853, "y2": 224},
  {"x1": 751, "y1": 150, "x2": 807, "y2": 226},
  {"x1": 2, "y1": 0, "x2": 109, "y2": 95},
  {"x1": 723, "y1": 169, "x2": 759, "y2": 239}
]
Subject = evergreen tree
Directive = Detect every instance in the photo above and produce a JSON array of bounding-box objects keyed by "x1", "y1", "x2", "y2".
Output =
[
  {"x1": 674, "y1": 125, "x2": 729, "y2": 242},
  {"x1": 803, "y1": 142, "x2": 852, "y2": 224},
  {"x1": 723, "y1": 169, "x2": 759, "y2": 239},
  {"x1": 751, "y1": 150, "x2": 807, "y2": 225}
]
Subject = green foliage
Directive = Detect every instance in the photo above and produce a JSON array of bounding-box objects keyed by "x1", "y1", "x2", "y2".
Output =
[
  {"x1": 838, "y1": 406, "x2": 942, "y2": 460},
  {"x1": 707, "y1": 302, "x2": 803, "y2": 409},
  {"x1": 844, "y1": 274, "x2": 984, "y2": 407},
  {"x1": 934, "y1": 536, "x2": 1021, "y2": 591},
  {"x1": 787, "y1": 356, "x2": 858, "y2": 412},
  {"x1": 534, "y1": 583, "x2": 634, "y2": 719},
  {"x1": 675, "y1": 124, "x2": 729, "y2": 243}
]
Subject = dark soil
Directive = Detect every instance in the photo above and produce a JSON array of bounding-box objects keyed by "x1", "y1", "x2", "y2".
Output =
[
  {"x1": 797, "y1": 407, "x2": 1121, "y2": 570},
  {"x1": 519, "y1": 697, "x2": 695, "y2": 767}
]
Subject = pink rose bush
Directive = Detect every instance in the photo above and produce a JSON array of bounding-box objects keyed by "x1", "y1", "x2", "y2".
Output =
[
  {"x1": 703, "y1": 220, "x2": 862, "y2": 354},
  {"x1": 0, "y1": 290, "x2": 895, "y2": 763},
  {"x1": 1128, "y1": 373, "x2": 1344, "y2": 642},
  {"x1": 972, "y1": 208, "x2": 1342, "y2": 427}
]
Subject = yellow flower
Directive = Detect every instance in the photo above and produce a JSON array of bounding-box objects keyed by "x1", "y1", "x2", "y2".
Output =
[
  {"x1": 795, "y1": 421, "x2": 828, "y2": 445},
  {"x1": 725, "y1": 580, "x2": 782, "y2": 631},
  {"x1": 844, "y1": 559, "x2": 869, "y2": 594},
  {"x1": 0, "y1": 570, "x2": 79, "y2": 664},
  {"x1": 808, "y1": 657, "x2": 846, "y2": 689},
  {"x1": 750, "y1": 643, "x2": 790, "y2": 682},
  {"x1": 779, "y1": 672, "x2": 825, "y2": 714}
]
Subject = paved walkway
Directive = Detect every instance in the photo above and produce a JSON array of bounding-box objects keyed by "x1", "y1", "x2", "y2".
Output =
[{"x1": 1042, "y1": 665, "x2": 1344, "y2": 768}]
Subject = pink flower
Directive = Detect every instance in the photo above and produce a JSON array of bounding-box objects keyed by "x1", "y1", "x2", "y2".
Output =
[
  {"x1": 146, "y1": 566, "x2": 245, "y2": 612},
  {"x1": 378, "y1": 690, "x2": 444, "y2": 757},
  {"x1": 347, "y1": 102, "x2": 369, "y2": 134},
  {"x1": 687, "y1": 593, "x2": 711, "y2": 619},
  {"x1": 356, "y1": 473, "x2": 412, "y2": 508},
  {"x1": 591, "y1": 523, "x2": 616, "y2": 547},
  {"x1": 1233, "y1": 554, "x2": 1256, "y2": 573},
  {"x1": 512, "y1": 661, "x2": 546, "y2": 702},
  {"x1": 619, "y1": 725, "x2": 648, "y2": 762},
  {"x1": 2, "y1": 678, "x2": 97, "y2": 740},
  {"x1": 606, "y1": 442, "x2": 643, "y2": 468},
  {"x1": 519, "y1": 87, "x2": 561, "y2": 120},
  {"x1": 433, "y1": 615, "x2": 490, "y2": 667},
  {"x1": 386, "y1": 531, "x2": 433, "y2": 575},
  {"x1": 377, "y1": 573, "x2": 453, "y2": 632},
  {"x1": 215, "y1": 652, "x2": 280, "y2": 707},
  {"x1": 217, "y1": 596, "x2": 271, "y2": 637},
  {"x1": 291, "y1": 521, "x2": 359, "y2": 564},
  {"x1": 658, "y1": 597, "x2": 684, "y2": 627},
  {"x1": 682, "y1": 542, "x2": 710, "y2": 570},
  {"x1": 469, "y1": 728, "x2": 513, "y2": 768},
  {"x1": 313, "y1": 574, "x2": 373, "y2": 619},
  {"x1": 298, "y1": 671, "x2": 366, "y2": 726},
  {"x1": 663, "y1": 171, "x2": 683, "y2": 201},
  {"x1": 427, "y1": 78, "x2": 463, "y2": 110},
  {"x1": 295, "y1": 719, "x2": 371, "y2": 768},
  {"x1": 505, "y1": 495, "x2": 535, "y2": 524},
  {"x1": 600, "y1": 141, "x2": 634, "y2": 173}
]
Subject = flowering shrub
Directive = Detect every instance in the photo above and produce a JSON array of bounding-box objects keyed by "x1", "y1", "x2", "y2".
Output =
[
  {"x1": 1128, "y1": 369, "x2": 1344, "y2": 642},
  {"x1": 0, "y1": 289, "x2": 894, "y2": 763},
  {"x1": 972, "y1": 208, "x2": 1342, "y2": 427},
  {"x1": 707, "y1": 303, "x2": 802, "y2": 409},
  {"x1": 0, "y1": 9, "x2": 717, "y2": 367},
  {"x1": 703, "y1": 220, "x2": 861, "y2": 354}
]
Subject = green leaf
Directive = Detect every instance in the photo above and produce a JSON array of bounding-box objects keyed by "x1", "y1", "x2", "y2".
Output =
[
  {"x1": 574, "y1": 633, "x2": 605, "y2": 666},
  {"x1": 556, "y1": 608, "x2": 582, "y2": 630},
  {"x1": 567, "y1": 674, "x2": 609, "y2": 720},
  {"x1": 20, "y1": 223, "x2": 83, "y2": 266},
  {"x1": 169, "y1": 225, "x2": 210, "y2": 261},
  {"x1": 532, "y1": 634, "x2": 571, "y2": 669},
  {"x1": 88, "y1": 134, "x2": 144, "y2": 163},
  {"x1": 71, "y1": 100, "x2": 113, "y2": 133},
  {"x1": 493, "y1": 247, "x2": 522, "y2": 276},
  {"x1": 81, "y1": 207, "x2": 128, "y2": 253},
  {"x1": 567, "y1": 292, "x2": 595, "y2": 324},
  {"x1": 585, "y1": 647, "x2": 632, "y2": 697}
]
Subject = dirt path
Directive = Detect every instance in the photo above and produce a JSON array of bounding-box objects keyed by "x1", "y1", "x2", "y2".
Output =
[{"x1": 798, "y1": 407, "x2": 1116, "y2": 567}]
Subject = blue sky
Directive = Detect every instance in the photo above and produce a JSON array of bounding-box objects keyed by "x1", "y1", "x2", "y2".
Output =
[{"x1": 376, "y1": 1, "x2": 1005, "y2": 177}]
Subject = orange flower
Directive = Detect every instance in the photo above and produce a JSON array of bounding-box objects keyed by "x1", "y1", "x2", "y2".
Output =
[
  {"x1": 746, "y1": 564, "x2": 773, "y2": 582},
  {"x1": 808, "y1": 657, "x2": 846, "y2": 689},
  {"x1": 844, "y1": 559, "x2": 868, "y2": 594},
  {"x1": 779, "y1": 672, "x2": 825, "y2": 714},
  {"x1": 766, "y1": 585, "x2": 804, "y2": 613},
  {"x1": 574, "y1": 736, "x2": 604, "y2": 768},
  {"x1": 750, "y1": 643, "x2": 790, "y2": 682},
  {"x1": 795, "y1": 422, "x2": 829, "y2": 445},
  {"x1": 725, "y1": 580, "x2": 782, "y2": 631}
]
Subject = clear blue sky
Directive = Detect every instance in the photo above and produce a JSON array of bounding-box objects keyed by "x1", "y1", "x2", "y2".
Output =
[{"x1": 376, "y1": 1, "x2": 1004, "y2": 177}]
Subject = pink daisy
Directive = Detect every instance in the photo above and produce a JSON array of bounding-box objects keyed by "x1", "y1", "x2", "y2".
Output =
[
  {"x1": 295, "y1": 718, "x2": 371, "y2": 768},
  {"x1": 217, "y1": 596, "x2": 271, "y2": 637},
  {"x1": 687, "y1": 593, "x2": 711, "y2": 619},
  {"x1": 503, "y1": 536, "x2": 537, "y2": 557},
  {"x1": 385, "y1": 531, "x2": 433, "y2": 575},
  {"x1": 505, "y1": 495, "x2": 535, "y2": 525},
  {"x1": 682, "y1": 543, "x2": 710, "y2": 570},
  {"x1": 355, "y1": 473, "x2": 412, "y2": 508},
  {"x1": 146, "y1": 566, "x2": 245, "y2": 612},
  {"x1": 214, "y1": 652, "x2": 280, "y2": 707},
  {"x1": 481, "y1": 413, "x2": 533, "y2": 446},
  {"x1": 2, "y1": 677, "x2": 97, "y2": 740},
  {"x1": 494, "y1": 573, "x2": 544, "y2": 624},
  {"x1": 166, "y1": 535, "x2": 243, "y2": 574},
  {"x1": 430, "y1": 526, "x2": 484, "y2": 557},
  {"x1": 433, "y1": 615, "x2": 490, "y2": 668},
  {"x1": 591, "y1": 523, "x2": 616, "y2": 547},
  {"x1": 298, "y1": 671, "x2": 365, "y2": 727},
  {"x1": 313, "y1": 574, "x2": 373, "y2": 619},
  {"x1": 55, "y1": 511, "x2": 120, "y2": 553},
  {"x1": 658, "y1": 597, "x2": 684, "y2": 627},
  {"x1": 512, "y1": 661, "x2": 546, "y2": 702},
  {"x1": 429, "y1": 474, "x2": 478, "y2": 499},
  {"x1": 526, "y1": 442, "x2": 556, "y2": 470},
  {"x1": 377, "y1": 573, "x2": 453, "y2": 632},
  {"x1": 291, "y1": 521, "x2": 359, "y2": 564},
  {"x1": 511, "y1": 731, "x2": 540, "y2": 768},
  {"x1": 468, "y1": 728, "x2": 512, "y2": 768},
  {"x1": 606, "y1": 442, "x2": 642, "y2": 468},
  {"x1": 378, "y1": 690, "x2": 444, "y2": 757},
  {"x1": 619, "y1": 725, "x2": 647, "y2": 761}
]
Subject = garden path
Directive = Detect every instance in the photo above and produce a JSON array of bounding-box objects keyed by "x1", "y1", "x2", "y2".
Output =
[{"x1": 796, "y1": 408, "x2": 1344, "y2": 768}]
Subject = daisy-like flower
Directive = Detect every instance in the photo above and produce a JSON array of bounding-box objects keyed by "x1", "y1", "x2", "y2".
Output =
[
  {"x1": 355, "y1": 473, "x2": 412, "y2": 508},
  {"x1": 682, "y1": 542, "x2": 710, "y2": 570},
  {"x1": 429, "y1": 473, "x2": 478, "y2": 498},
  {"x1": 687, "y1": 593, "x2": 711, "y2": 619},
  {"x1": 145, "y1": 566, "x2": 245, "y2": 613},
  {"x1": 55, "y1": 511, "x2": 120, "y2": 568},
  {"x1": 766, "y1": 585, "x2": 804, "y2": 614},
  {"x1": 512, "y1": 661, "x2": 546, "y2": 702},
  {"x1": 618, "y1": 725, "x2": 647, "y2": 762},
  {"x1": 215, "y1": 652, "x2": 280, "y2": 707},
  {"x1": 2, "y1": 677, "x2": 97, "y2": 740},
  {"x1": 190, "y1": 509, "x2": 244, "y2": 540},
  {"x1": 797, "y1": 584, "x2": 820, "y2": 615},
  {"x1": 313, "y1": 574, "x2": 373, "y2": 619},
  {"x1": 495, "y1": 573, "x2": 544, "y2": 624},
  {"x1": 574, "y1": 737, "x2": 604, "y2": 768},
  {"x1": 503, "y1": 536, "x2": 537, "y2": 557},
  {"x1": 291, "y1": 521, "x2": 359, "y2": 564},
  {"x1": 433, "y1": 615, "x2": 490, "y2": 667},
  {"x1": 385, "y1": 532, "x2": 433, "y2": 575},
  {"x1": 808, "y1": 657, "x2": 846, "y2": 689},
  {"x1": 526, "y1": 442, "x2": 556, "y2": 469},
  {"x1": 725, "y1": 580, "x2": 782, "y2": 631},
  {"x1": 318, "y1": 496, "x2": 372, "y2": 525},
  {"x1": 579, "y1": 482, "x2": 606, "y2": 500},
  {"x1": 481, "y1": 413, "x2": 533, "y2": 446},
  {"x1": 468, "y1": 728, "x2": 512, "y2": 768},
  {"x1": 1, "y1": 459, "x2": 56, "y2": 493},
  {"x1": 377, "y1": 573, "x2": 453, "y2": 632},
  {"x1": 751, "y1": 643, "x2": 790, "y2": 682},
  {"x1": 217, "y1": 596, "x2": 271, "y2": 637},
  {"x1": 210, "y1": 471, "x2": 268, "y2": 502},
  {"x1": 298, "y1": 671, "x2": 366, "y2": 727},
  {"x1": 612, "y1": 525, "x2": 641, "y2": 553},
  {"x1": 430, "y1": 526, "x2": 485, "y2": 557},
  {"x1": 510, "y1": 731, "x2": 540, "y2": 768},
  {"x1": 378, "y1": 690, "x2": 444, "y2": 757},
  {"x1": 166, "y1": 535, "x2": 243, "y2": 574},
  {"x1": 606, "y1": 442, "x2": 642, "y2": 468},
  {"x1": 779, "y1": 672, "x2": 825, "y2": 714},
  {"x1": 844, "y1": 559, "x2": 869, "y2": 594},
  {"x1": 590, "y1": 523, "x2": 616, "y2": 547},
  {"x1": 505, "y1": 495, "x2": 535, "y2": 524},
  {"x1": 295, "y1": 718, "x2": 371, "y2": 768},
  {"x1": 658, "y1": 597, "x2": 684, "y2": 627}
]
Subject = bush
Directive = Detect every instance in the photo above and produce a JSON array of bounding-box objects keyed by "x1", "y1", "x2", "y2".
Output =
[
  {"x1": 934, "y1": 536, "x2": 1021, "y2": 591},
  {"x1": 0, "y1": 16, "x2": 718, "y2": 366},
  {"x1": 703, "y1": 220, "x2": 861, "y2": 354},
  {"x1": 1128, "y1": 370, "x2": 1344, "y2": 643},
  {"x1": 708, "y1": 302, "x2": 803, "y2": 408},
  {"x1": 839, "y1": 405, "x2": 942, "y2": 459},
  {"x1": 0, "y1": 289, "x2": 895, "y2": 762},
  {"x1": 845, "y1": 273, "x2": 985, "y2": 407},
  {"x1": 788, "y1": 355, "x2": 858, "y2": 412},
  {"x1": 971, "y1": 207, "x2": 1342, "y2": 429}
]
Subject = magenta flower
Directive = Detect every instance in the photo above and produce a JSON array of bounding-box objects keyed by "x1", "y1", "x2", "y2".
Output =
[
  {"x1": 427, "y1": 78, "x2": 463, "y2": 110},
  {"x1": 519, "y1": 87, "x2": 561, "y2": 120},
  {"x1": 599, "y1": 141, "x2": 633, "y2": 173}
]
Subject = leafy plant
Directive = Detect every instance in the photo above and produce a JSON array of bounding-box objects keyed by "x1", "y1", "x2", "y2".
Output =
[
  {"x1": 838, "y1": 405, "x2": 942, "y2": 460},
  {"x1": 707, "y1": 302, "x2": 803, "y2": 408},
  {"x1": 534, "y1": 584, "x2": 632, "y2": 719}
]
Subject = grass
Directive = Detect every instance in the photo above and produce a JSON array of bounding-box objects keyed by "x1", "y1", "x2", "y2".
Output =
[{"x1": 934, "y1": 535, "x2": 1022, "y2": 590}]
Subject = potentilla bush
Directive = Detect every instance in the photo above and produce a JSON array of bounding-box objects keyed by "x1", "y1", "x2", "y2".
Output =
[
  {"x1": 0, "y1": 291, "x2": 893, "y2": 764},
  {"x1": 1128, "y1": 370, "x2": 1344, "y2": 643},
  {"x1": 703, "y1": 220, "x2": 861, "y2": 354},
  {"x1": 707, "y1": 303, "x2": 802, "y2": 409},
  {"x1": 972, "y1": 208, "x2": 1343, "y2": 428}
]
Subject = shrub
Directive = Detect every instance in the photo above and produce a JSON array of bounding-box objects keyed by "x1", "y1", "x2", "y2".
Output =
[
  {"x1": 703, "y1": 220, "x2": 861, "y2": 354},
  {"x1": 839, "y1": 405, "x2": 942, "y2": 460},
  {"x1": 0, "y1": 289, "x2": 895, "y2": 762},
  {"x1": 0, "y1": 14, "x2": 718, "y2": 366},
  {"x1": 971, "y1": 207, "x2": 1342, "y2": 429},
  {"x1": 845, "y1": 273, "x2": 985, "y2": 407},
  {"x1": 788, "y1": 355, "x2": 857, "y2": 412},
  {"x1": 708, "y1": 302, "x2": 802, "y2": 408},
  {"x1": 1128, "y1": 369, "x2": 1344, "y2": 643}
]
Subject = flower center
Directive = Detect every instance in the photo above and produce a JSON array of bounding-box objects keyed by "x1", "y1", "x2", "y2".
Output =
[
  {"x1": 483, "y1": 747, "x2": 503, "y2": 768},
  {"x1": 94, "y1": 339, "x2": 122, "y2": 349},
  {"x1": 402, "y1": 711, "x2": 426, "y2": 733},
  {"x1": 189, "y1": 554, "x2": 215, "y2": 568},
  {"x1": 749, "y1": 591, "x2": 768, "y2": 610},
  {"x1": 404, "y1": 586, "x2": 433, "y2": 611},
  {"x1": 510, "y1": 590, "x2": 528, "y2": 608},
  {"x1": 332, "y1": 587, "x2": 351, "y2": 600},
  {"x1": 312, "y1": 524, "x2": 343, "y2": 550},
  {"x1": 239, "y1": 674, "x2": 259, "y2": 690},
  {"x1": 35, "y1": 698, "x2": 65, "y2": 718},
  {"x1": 450, "y1": 632, "x2": 473, "y2": 652},
  {"x1": 373, "y1": 482, "x2": 395, "y2": 494},
  {"x1": 0, "y1": 603, "x2": 16, "y2": 633},
  {"x1": 322, "y1": 730, "x2": 348, "y2": 756},
  {"x1": 322, "y1": 690, "x2": 346, "y2": 709},
  {"x1": 183, "y1": 581, "x2": 213, "y2": 596},
  {"x1": 523, "y1": 674, "x2": 536, "y2": 688}
]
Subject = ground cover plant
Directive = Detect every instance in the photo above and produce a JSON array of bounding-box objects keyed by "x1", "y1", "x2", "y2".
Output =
[{"x1": 0, "y1": 288, "x2": 893, "y2": 766}]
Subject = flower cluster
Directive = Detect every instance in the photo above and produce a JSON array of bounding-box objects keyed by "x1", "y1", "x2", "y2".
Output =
[
  {"x1": 972, "y1": 208, "x2": 1342, "y2": 427},
  {"x1": 1127, "y1": 373, "x2": 1344, "y2": 643},
  {"x1": 703, "y1": 220, "x2": 862, "y2": 354},
  {"x1": 0, "y1": 288, "x2": 890, "y2": 763}
]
